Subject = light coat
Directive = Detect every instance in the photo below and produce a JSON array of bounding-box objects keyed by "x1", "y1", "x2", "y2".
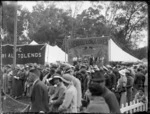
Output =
[{"x1": 58, "y1": 84, "x2": 77, "y2": 113}]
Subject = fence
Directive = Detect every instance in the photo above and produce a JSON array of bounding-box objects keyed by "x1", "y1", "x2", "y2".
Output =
[{"x1": 120, "y1": 98, "x2": 148, "y2": 113}]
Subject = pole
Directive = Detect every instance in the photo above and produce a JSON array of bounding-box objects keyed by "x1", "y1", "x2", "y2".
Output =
[
  {"x1": 13, "y1": 2, "x2": 17, "y2": 69},
  {"x1": 65, "y1": 37, "x2": 66, "y2": 62},
  {"x1": 0, "y1": 1, "x2": 3, "y2": 113},
  {"x1": 0, "y1": 2, "x2": 4, "y2": 113}
]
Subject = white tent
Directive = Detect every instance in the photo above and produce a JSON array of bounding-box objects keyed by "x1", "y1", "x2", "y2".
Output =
[
  {"x1": 108, "y1": 39, "x2": 141, "y2": 62},
  {"x1": 30, "y1": 40, "x2": 38, "y2": 45},
  {"x1": 29, "y1": 41, "x2": 68, "y2": 63},
  {"x1": 45, "y1": 44, "x2": 68, "y2": 63}
]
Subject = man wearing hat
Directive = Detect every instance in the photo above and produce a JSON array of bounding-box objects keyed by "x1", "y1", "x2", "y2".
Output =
[
  {"x1": 49, "y1": 74, "x2": 66, "y2": 112},
  {"x1": 126, "y1": 69, "x2": 134, "y2": 104},
  {"x1": 58, "y1": 74, "x2": 77, "y2": 113},
  {"x1": 28, "y1": 68, "x2": 49, "y2": 112},
  {"x1": 106, "y1": 65, "x2": 117, "y2": 91},
  {"x1": 134, "y1": 68, "x2": 145, "y2": 92},
  {"x1": 86, "y1": 70, "x2": 121, "y2": 113}
]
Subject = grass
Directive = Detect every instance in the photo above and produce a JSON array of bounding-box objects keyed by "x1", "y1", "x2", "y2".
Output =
[{"x1": 2, "y1": 95, "x2": 30, "y2": 112}]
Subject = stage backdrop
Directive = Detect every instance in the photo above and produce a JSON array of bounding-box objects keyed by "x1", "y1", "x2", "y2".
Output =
[
  {"x1": 2, "y1": 44, "x2": 46, "y2": 65},
  {"x1": 66, "y1": 37, "x2": 110, "y2": 66}
]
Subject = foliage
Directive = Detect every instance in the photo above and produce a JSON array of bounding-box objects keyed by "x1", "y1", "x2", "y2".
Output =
[
  {"x1": 28, "y1": 1, "x2": 73, "y2": 48},
  {"x1": 1, "y1": 1, "x2": 148, "y2": 59},
  {"x1": 1, "y1": 2, "x2": 30, "y2": 44}
]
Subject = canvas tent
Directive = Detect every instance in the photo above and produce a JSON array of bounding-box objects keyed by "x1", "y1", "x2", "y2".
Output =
[
  {"x1": 45, "y1": 44, "x2": 68, "y2": 63},
  {"x1": 108, "y1": 39, "x2": 141, "y2": 62},
  {"x1": 29, "y1": 41, "x2": 68, "y2": 63},
  {"x1": 30, "y1": 40, "x2": 38, "y2": 45}
]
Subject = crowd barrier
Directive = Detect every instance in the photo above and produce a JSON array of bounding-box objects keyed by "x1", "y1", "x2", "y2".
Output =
[
  {"x1": 2, "y1": 92, "x2": 30, "y2": 112},
  {"x1": 120, "y1": 98, "x2": 148, "y2": 113}
]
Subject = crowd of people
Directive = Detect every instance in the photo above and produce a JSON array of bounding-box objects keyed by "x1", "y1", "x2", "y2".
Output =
[{"x1": 2, "y1": 58, "x2": 148, "y2": 113}]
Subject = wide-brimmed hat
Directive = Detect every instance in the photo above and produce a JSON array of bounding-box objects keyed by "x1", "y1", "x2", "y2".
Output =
[
  {"x1": 79, "y1": 69, "x2": 87, "y2": 74},
  {"x1": 93, "y1": 65, "x2": 100, "y2": 71},
  {"x1": 106, "y1": 65, "x2": 112, "y2": 69},
  {"x1": 103, "y1": 66, "x2": 109, "y2": 71},
  {"x1": 62, "y1": 74, "x2": 73, "y2": 84},
  {"x1": 80, "y1": 64, "x2": 87, "y2": 69},
  {"x1": 87, "y1": 70, "x2": 91, "y2": 73},
  {"x1": 6, "y1": 65, "x2": 11, "y2": 68},
  {"x1": 52, "y1": 75, "x2": 64, "y2": 81},
  {"x1": 64, "y1": 66, "x2": 72, "y2": 73},
  {"x1": 119, "y1": 69, "x2": 126, "y2": 76}
]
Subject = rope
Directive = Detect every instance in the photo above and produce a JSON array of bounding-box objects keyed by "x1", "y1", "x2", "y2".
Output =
[
  {"x1": 4, "y1": 92, "x2": 28, "y2": 106},
  {"x1": 3, "y1": 91, "x2": 30, "y2": 112},
  {"x1": 21, "y1": 104, "x2": 30, "y2": 112}
]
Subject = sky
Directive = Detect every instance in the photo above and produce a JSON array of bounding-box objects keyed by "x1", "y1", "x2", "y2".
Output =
[
  {"x1": 18, "y1": 1, "x2": 92, "y2": 15},
  {"x1": 17, "y1": 1, "x2": 147, "y2": 48}
]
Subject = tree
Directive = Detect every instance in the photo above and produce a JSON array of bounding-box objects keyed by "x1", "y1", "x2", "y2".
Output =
[
  {"x1": 28, "y1": 1, "x2": 73, "y2": 48},
  {"x1": 1, "y1": 2, "x2": 31, "y2": 45},
  {"x1": 104, "y1": 1, "x2": 148, "y2": 49},
  {"x1": 75, "y1": 5, "x2": 110, "y2": 38},
  {"x1": 74, "y1": 1, "x2": 147, "y2": 58}
]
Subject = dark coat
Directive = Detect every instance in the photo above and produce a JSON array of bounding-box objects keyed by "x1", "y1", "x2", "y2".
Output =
[
  {"x1": 101, "y1": 87, "x2": 121, "y2": 113},
  {"x1": 85, "y1": 96, "x2": 110, "y2": 113},
  {"x1": 108, "y1": 72, "x2": 116, "y2": 89},
  {"x1": 30, "y1": 80, "x2": 49, "y2": 112},
  {"x1": 104, "y1": 73, "x2": 111, "y2": 89},
  {"x1": 50, "y1": 83, "x2": 66, "y2": 112},
  {"x1": 134, "y1": 72, "x2": 145, "y2": 89}
]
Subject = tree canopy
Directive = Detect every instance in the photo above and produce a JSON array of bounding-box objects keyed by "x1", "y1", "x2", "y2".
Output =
[{"x1": 0, "y1": 1, "x2": 148, "y2": 59}]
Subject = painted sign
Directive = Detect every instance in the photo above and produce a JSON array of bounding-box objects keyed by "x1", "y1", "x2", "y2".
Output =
[
  {"x1": 66, "y1": 37, "x2": 110, "y2": 66},
  {"x1": 2, "y1": 44, "x2": 46, "y2": 65}
]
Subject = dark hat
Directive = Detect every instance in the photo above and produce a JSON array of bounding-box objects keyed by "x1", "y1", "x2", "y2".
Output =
[
  {"x1": 80, "y1": 64, "x2": 87, "y2": 68},
  {"x1": 91, "y1": 71, "x2": 105, "y2": 82},
  {"x1": 64, "y1": 66, "x2": 72, "y2": 73},
  {"x1": 79, "y1": 69, "x2": 87, "y2": 74},
  {"x1": 6, "y1": 65, "x2": 11, "y2": 68}
]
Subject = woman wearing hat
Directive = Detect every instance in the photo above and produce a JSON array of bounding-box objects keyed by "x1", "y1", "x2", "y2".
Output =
[
  {"x1": 58, "y1": 74, "x2": 77, "y2": 113},
  {"x1": 63, "y1": 68, "x2": 82, "y2": 112},
  {"x1": 116, "y1": 69, "x2": 127, "y2": 106},
  {"x1": 49, "y1": 74, "x2": 66, "y2": 112}
]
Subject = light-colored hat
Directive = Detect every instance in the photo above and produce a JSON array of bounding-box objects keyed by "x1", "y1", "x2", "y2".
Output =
[
  {"x1": 93, "y1": 65, "x2": 100, "y2": 71},
  {"x1": 62, "y1": 74, "x2": 73, "y2": 84},
  {"x1": 119, "y1": 69, "x2": 126, "y2": 76},
  {"x1": 106, "y1": 65, "x2": 112, "y2": 69},
  {"x1": 103, "y1": 66, "x2": 109, "y2": 71}
]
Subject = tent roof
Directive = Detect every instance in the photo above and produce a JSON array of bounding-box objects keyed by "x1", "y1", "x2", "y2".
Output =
[
  {"x1": 30, "y1": 40, "x2": 38, "y2": 45},
  {"x1": 109, "y1": 39, "x2": 141, "y2": 62},
  {"x1": 45, "y1": 44, "x2": 68, "y2": 63}
]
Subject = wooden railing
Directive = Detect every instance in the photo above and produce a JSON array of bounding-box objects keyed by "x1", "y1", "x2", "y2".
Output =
[{"x1": 120, "y1": 98, "x2": 148, "y2": 113}]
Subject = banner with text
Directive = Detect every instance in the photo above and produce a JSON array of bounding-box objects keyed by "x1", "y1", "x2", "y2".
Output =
[
  {"x1": 66, "y1": 37, "x2": 110, "y2": 66},
  {"x1": 2, "y1": 44, "x2": 46, "y2": 65}
]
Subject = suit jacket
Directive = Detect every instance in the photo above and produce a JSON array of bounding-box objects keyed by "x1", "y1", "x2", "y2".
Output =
[
  {"x1": 30, "y1": 80, "x2": 49, "y2": 112},
  {"x1": 102, "y1": 87, "x2": 121, "y2": 113},
  {"x1": 85, "y1": 96, "x2": 110, "y2": 113},
  {"x1": 51, "y1": 82, "x2": 66, "y2": 111},
  {"x1": 134, "y1": 72, "x2": 145, "y2": 86}
]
